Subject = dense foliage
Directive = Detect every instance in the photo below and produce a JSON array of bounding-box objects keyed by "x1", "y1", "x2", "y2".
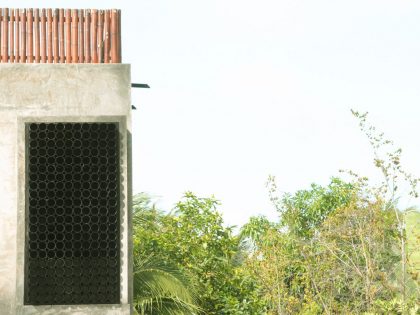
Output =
[
  {"x1": 132, "y1": 184, "x2": 419, "y2": 314},
  {"x1": 246, "y1": 178, "x2": 417, "y2": 314},
  {"x1": 133, "y1": 192, "x2": 266, "y2": 314},
  {"x1": 132, "y1": 111, "x2": 419, "y2": 314}
]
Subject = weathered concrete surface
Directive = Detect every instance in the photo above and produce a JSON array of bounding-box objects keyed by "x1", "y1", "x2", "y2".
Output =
[
  {"x1": 22, "y1": 304, "x2": 131, "y2": 315},
  {"x1": 0, "y1": 64, "x2": 132, "y2": 315}
]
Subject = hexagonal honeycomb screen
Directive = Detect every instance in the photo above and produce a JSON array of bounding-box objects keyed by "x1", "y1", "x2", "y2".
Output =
[{"x1": 25, "y1": 122, "x2": 120, "y2": 305}]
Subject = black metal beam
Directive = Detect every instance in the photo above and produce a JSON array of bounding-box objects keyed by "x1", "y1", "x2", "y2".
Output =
[{"x1": 131, "y1": 83, "x2": 150, "y2": 88}]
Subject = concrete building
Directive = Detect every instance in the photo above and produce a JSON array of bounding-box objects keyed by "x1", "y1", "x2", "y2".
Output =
[{"x1": 0, "y1": 8, "x2": 132, "y2": 315}]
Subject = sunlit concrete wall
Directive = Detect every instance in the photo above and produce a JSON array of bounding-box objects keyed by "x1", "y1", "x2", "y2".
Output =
[{"x1": 0, "y1": 64, "x2": 132, "y2": 315}]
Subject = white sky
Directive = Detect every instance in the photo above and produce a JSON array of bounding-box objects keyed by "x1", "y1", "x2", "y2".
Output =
[{"x1": 7, "y1": 1, "x2": 420, "y2": 226}]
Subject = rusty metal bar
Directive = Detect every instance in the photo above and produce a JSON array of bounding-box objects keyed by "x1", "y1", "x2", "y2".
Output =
[
  {"x1": 1, "y1": 8, "x2": 7, "y2": 62},
  {"x1": 2, "y1": 8, "x2": 9, "y2": 62},
  {"x1": 40, "y1": 9, "x2": 46, "y2": 63},
  {"x1": 34, "y1": 9, "x2": 40, "y2": 63},
  {"x1": 9, "y1": 9, "x2": 14, "y2": 62},
  {"x1": 0, "y1": 10, "x2": 2, "y2": 62},
  {"x1": 97, "y1": 10, "x2": 104, "y2": 63},
  {"x1": 71, "y1": 9, "x2": 78, "y2": 63},
  {"x1": 110, "y1": 9, "x2": 117, "y2": 63},
  {"x1": 65, "y1": 9, "x2": 71, "y2": 63},
  {"x1": 27, "y1": 9, "x2": 33, "y2": 63},
  {"x1": 15, "y1": 9, "x2": 19, "y2": 62},
  {"x1": 91, "y1": 9, "x2": 98, "y2": 63},
  {"x1": 117, "y1": 10, "x2": 121, "y2": 63},
  {"x1": 47, "y1": 9, "x2": 52, "y2": 63},
  {"x1": 104, "y1": 10, "x2": 110, "y2": 63},
  {"x1": 78, "y1": 9, "x2": 84, "y2": 63},
  {"x1": 84, "y1": 9, "x2": 90, "y2": 63},
  {"x1": 59, "y1": 9, "x2": 64, "y2": 63},
  {"x1": 53, "y1": 9, "x2": 59, "y2": 63},
  {"x1": 20, "y1": 9, "x2": 26, "y2": 63},
  {"x1": 0, "y1": 9, "x2": 3, "y2": 62}
]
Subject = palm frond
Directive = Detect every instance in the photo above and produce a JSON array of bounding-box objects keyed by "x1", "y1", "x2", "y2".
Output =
[{"x1": 133, "y1": 255, "x2": 201, "y2": 315}]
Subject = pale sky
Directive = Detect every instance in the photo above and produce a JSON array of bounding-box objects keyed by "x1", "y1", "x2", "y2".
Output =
[{"x1": 6, "y1": 0, "x2": 420, "y2": 226}]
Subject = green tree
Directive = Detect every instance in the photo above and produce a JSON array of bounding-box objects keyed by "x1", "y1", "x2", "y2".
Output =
[
  {"x1": 133, "y1": 192, "x2": 266, "y2": 314},
  {"x1": 313, "y1": 196, "x2": 400, "y2": 313},
  {"x1": 352, "y1": 110, "x2": 420, "y2": 311},
  {"x1": 267, "y1": 176, "x2": 355, "y2": 238},
  {"x1": 242, "y1": 110, "x2": 420, "y2": 314},
  {"x1": 132, "y1": 194, "x2": 200, "y2": 315},
  {"x1": 130, "y1": 109, "x2": 419, "y2": 313},
  {"x1": 246, "y1": 178, "x2": 402, "y2": 314}
]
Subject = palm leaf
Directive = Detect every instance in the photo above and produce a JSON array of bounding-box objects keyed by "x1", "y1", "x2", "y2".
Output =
[{"x1": 133, "y1": 255, "x2": 200, "y2": 315}]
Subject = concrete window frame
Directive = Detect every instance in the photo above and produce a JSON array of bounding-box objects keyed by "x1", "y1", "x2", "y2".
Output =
[{"x1": 16, "y1": 115, "x2": 131, "y2": 315}]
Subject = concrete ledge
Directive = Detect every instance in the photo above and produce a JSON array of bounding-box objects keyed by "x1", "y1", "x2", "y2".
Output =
[
  {"x1": 22, "y1": 304, "x2": 131, "y2": 315},
  {"x1": 0, "y1": 64, "x2": 131, "y2": 122}
]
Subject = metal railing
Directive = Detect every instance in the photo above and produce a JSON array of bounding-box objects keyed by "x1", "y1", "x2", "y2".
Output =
[{"x1": 0, "y1": 8, "x2": 121, "y2": 64}]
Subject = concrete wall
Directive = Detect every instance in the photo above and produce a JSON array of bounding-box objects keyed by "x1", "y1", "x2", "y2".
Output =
[{"x1": 0, "y1": 64, "x2": 132, "y2": 315}]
